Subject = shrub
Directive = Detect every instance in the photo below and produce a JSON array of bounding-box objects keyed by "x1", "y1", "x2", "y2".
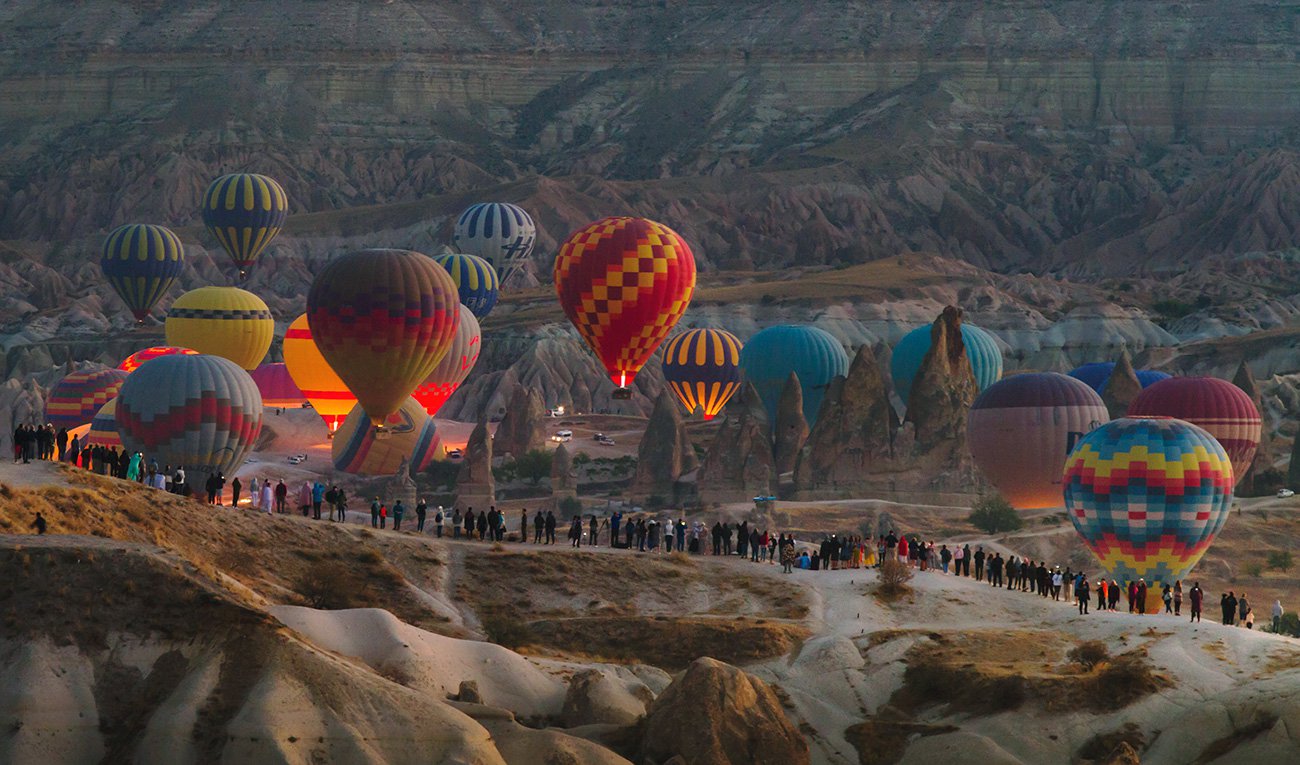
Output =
[
  {"x1": 1067, "y1": 640, "x2": 1110, "y2": 671},
  {"x1": 572, "y1": 451, "x2": 592, "y2": 466},
  {"x1": 557, "y1": 496, "x2": 583, "y2": 515},
  {"x1": 482, "y1": 613, "x2": 532, "y2": 649},
  {"x1": 967, "y1": 495, "x2": 1023, "y2": 534},
  {"x1": 1267, "y1": 550, "x2": 1293, "y2": 572},
  {"x1": 1246, "y1": 562, "x2": 1264, "y2": 578},
  {"x1": 877, "y1": 558, "x2": 913, "y2": 600},
  {"x1": 513, "y1": 449, "x2": 553, "y2": 485}
]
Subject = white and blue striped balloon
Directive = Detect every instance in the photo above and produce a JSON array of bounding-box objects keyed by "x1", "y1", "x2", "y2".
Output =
[{"x1": 452, "y1": 202, "x2": 536, "y2": 274}]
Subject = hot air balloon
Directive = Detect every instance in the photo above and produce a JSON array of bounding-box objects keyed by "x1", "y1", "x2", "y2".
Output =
[
  {"x1": 202, "y1": 173, "x2": 289, "y2": 278},
  {"x1": 250, "y1": 363, "x2": 306, "y2": 408},
  {"x1": 307, "y1": 249, "x2": 460, "y2": 428},
  {"x1": 1068, "y1": 362, "x2": 1170, "y2": 394},
  {"x1": 1126, "y1": 377, "x2": 1261, "y2": 486},
  {"x1": 453, "y1": 202, "x2": 536, "y2": 276},
  {"x1": 1064, "y1": 417, "x2": 1234, "y2": 586},
  {"x1": 118, "y1": 346, "x2": 199, "y2": 373},
  {"x1": 165, "y1": 286, "x2": 274, "y2": 370},
  {"x1": 282, "y1": 314, "x2": 356, "y2": 434},
  {"x1": 661, "y1": 328, "x2": 743, "y2": 420},
  {"x1": 115, "y1": 354, "x2": 263, "y2": 481},
  {"x1": 968, "y1": 373, "x2": 1109, "y2": 509},
  {"x1": 739, "y1": 325, "x2": 849, "y2": 428},
  {"x1": 412, "y1": 309, "x2": 482, "y2": 417},
  {"x1": 554, "y1": 217, "x2": 696, "y2": 396},
  {"x1": 890, "y1": 323, "x2": 1002, "y2": 407},
  {"x1": 433, "y1": 252, "x2": 500, "y2": 318},
  {"x1": 100, "y1": 224, "x2": 185, "y2": 323},
  {"x1": 332, "y1": 397, "x2": 441, "y2": 476},
  {"x1": 86, "y1": 398, "x2": 122, "y2": 449},
  {"x1": 45, "y1": 369, "x2": 129, "y2": 431}
]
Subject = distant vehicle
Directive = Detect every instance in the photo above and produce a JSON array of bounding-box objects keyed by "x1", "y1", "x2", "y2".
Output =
[
  {"x1": 1279, "y1": 488, "x2": 1295, "y2": 498},
  {"x1": 596, "y1": 434, "x2": 615, "y2": 445},
  {"x1": 752, "y1": 495, "x2": 777, "y2": 503},
  {"x1": 447, "y1": 448, "x2": 464, "y2": 460},
  {"x1": 288, "y1": 454, "x2": 306, "y2": 465},
  {"x1": 552, "y1": 429, "x2": 573, "y2": 443},
  {"x1": 547, "y1": 406, "x2": 566, "y2": 417}
]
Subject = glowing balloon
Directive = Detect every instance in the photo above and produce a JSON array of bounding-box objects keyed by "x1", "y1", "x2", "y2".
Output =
[
  {"x1": 739, "y1": 325, "x2": 849, "y2": 427},
  {"x1": 332, "y1": 397, "x2": 441, "y2": 476},
  {"x1": 453, "y1": 202, "x2": 536, "y2": 274},
  {"x1": 118, "y1": 346, "x2": 199, "y2": 373},
  {"x1": 100, "y1": 224, "x2": 185, "y2": 323},
  {"x1": 115, "y1": 354, "x2": 263, "y2": 480},
  {"x1": 1127, "y1": 377, "x2": 1261, "y2": 487},
  {"x1": 412, "y1": 309, "x2": 481, "y2": 417},
  {"x1": 282, "y1": 314, "x2": 356, "y2": 433},
  {"x1": 250, "y1": 363, "x2": 306, "y2": 408},
  {"x1": 165, "y1": 287, "x2": 273, "y2": 370},
  {"x1": 86, "y1": 398, "x2": 122, "y2": 449},
  {"x1": 202, "y1": 173, "x2": 289, "y2": 278},
  {"x1": 1068, "y1": 362, "x2": 1170, "y2": 394},
  {"x1": 891, "y1": 323, "x2": 1002, "y2": 407},
  {"x1": 307, "y1": 249, "x2": 460, "y2": 427},
  {"x1": 554, "y1": 217, "x2": 696, "y2": 391},
  {"x1": 46, "y1": 369, "x2": 129, "y2": 430},
  {"x1": 433, "y1": 252, "x2": 500, "y2": 318},
  {"x1": 1064, "y1": 417, "x2": 1233, "y2": 585},
  {"x1": 968, "y1": 373, "x2": 1109, "y2": 509},
  {"x1": 661, "y1": 328, "x2": 743, "y2": 420}
]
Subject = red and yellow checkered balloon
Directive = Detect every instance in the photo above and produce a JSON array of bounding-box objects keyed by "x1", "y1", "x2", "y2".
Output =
[{"x1": 554, "y1": 217, "x2": 696, "y2": 389}]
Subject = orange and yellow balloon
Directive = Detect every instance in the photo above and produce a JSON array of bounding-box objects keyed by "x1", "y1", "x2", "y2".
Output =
[{"x1": 282, "y1": 314, "x2": 356, "y2": 433}]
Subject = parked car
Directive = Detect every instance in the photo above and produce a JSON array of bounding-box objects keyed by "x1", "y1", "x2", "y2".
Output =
[
  {"x1": 551, "y1": 430, "x2": 573, "y2": 443},
  {"x1": 446, "y1": 448, "x2": 464, "y2": 460},
  {"x1": 1278, "y1": 488, "x2": 1295, "y2": 498}
]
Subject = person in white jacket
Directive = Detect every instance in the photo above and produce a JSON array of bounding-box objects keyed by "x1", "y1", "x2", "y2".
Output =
[
  {"x1": 249, "y1": 477, "x2": 260, "y2": 509},
  {"x1": 260, "y1": 481, "x2": 274, "y2": 514},
  {"x1": 1274, "y1": 600, "x2": 1285, "y2": 633}
]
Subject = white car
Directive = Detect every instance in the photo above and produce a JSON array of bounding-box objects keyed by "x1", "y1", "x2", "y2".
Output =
[
  {"x1": 551, "y1": 430, "x2": 573, "y2": 443},
  {"x1": 1278, "y1": 488, "x2": 1295, "y2": 498}
]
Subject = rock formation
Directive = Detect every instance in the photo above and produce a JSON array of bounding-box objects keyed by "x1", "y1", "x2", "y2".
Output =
[
  {"x1": 772, "y1": 372, "x2": 808, "y2": 478},
  {"x1": 388, "y1": 455, "x2": 418, "y2": 512},
  {"x1": 631, "y1": 391, "x2": 697, "y2": 501},
  {"x1": 492, "y1": 385, "x2": 547, "y2": 460},
  {"x1": 1233, "y1": 360, "x2": 1270, "y2": 495},
  {"x1": 1102, "y1": 350, "x2": 1143, "y2": 420},
  {"x1": 638, "y1": 657, "x2": 809, "y2": 765},
  {"x1": 454, "y1": 419, "x2": 495, "y2": 510},
  {"x1": 699, "y1": 383, "x2": 775, "y2": 502},
  {"x1": 561, "y1": 669, "x2": 650, "y2": 728},
  {"x1": 794, "y1": 344, "x2": 897, "y2": 496},
  {"x1": 905, "y1": 306, "x2": 978, "y2": 459},
  {"x1": 550, "y1": 442, "x2": 577, "y2": 502}
]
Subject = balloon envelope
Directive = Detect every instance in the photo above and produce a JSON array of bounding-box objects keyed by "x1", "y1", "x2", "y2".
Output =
[
  {"x1": 46, "y1": 369, "x2": 129, "y2": 430},
  {"x1": 100, "y1": 224, "x2": 185, "y2": 322},
  {"x1": 661, "y1": 328, "x2": 743, "y2": 420},
  {"x1": 739, "y1": 325, "x2": 849, "y2": 428},
  {"x1": 86, "y1": 398, "x2": 122, "y2": 449},
  {"x1": 332, "y1": 397, "x2": 440, "y2": 476},
  {"x1": 202, "y1": 173, "x2": 288, "y2": 276},
  {"x1": 433, "y1": 252, "x2": 500, "y2": 318},
  {"x1": 1068, "y1": 362, "x2": 1170, "y2": 395},
  {"x1": 1126, "y1": 377, "x2": 1261, "y2": 486},
  {"x1": 115, "y1": 354, "x2": 263, "y2": 480},
  {"x1": 282, "y1": 314, "x2": 356, "y2": 433},
  {"x1": 1064, "y1": 417, "x2": 1233, "y2": 585},
  {"x1": 453, "y1": 202, "x2": 536, "y2": 273},
  {"x1": 307, "y1": 249, "x2": 460, "y2": 426},
  {"x1": 119, "y1": 346, "x2": 199, "y2": 373},
  {"x1": 554, "y1": 217, "x2": 696, "y2": 389},
  {"x1": 412, "y1": 309, "x2": 481, "y2": 417},
  {"x1": 250, "y1": 363, "x2": 306, "y2": 408},
  {"x1": 968, "y1": 373, "x2": 1109, "y2": 509},
  {"x1": 165, "y1": 286, "x2": 273, "y2": 370},
  {"x1": 891, "y1": 323, "x2": 1002, "y2": 407}
]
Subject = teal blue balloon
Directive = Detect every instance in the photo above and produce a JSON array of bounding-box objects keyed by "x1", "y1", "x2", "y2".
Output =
[
  {"x1": 890, "y1": 323, "x2": 1002, "y2": 407},
  {"x1": 739, "y1": 325, "x2": 849, "y2": 427}
]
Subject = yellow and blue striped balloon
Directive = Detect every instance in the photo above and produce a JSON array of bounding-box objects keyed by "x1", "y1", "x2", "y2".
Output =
[
  {"x1": 661, "y1": 329, "x2": 743, "y2": 420},
  {"x1": 202, "y1": 173, "x2": 288, "y2": 278},
  {"x1": 433, "y1": 252, "x2": 500, "y2": 318},
  {"x1": 100, "y1": 224, "x2": 185, "y2": 323}
]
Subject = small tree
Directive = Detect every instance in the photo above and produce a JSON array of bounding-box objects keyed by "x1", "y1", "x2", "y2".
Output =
[
  {"x1": 513, "y1": 449, "x2": 553, "y2": 485},
  {"x1": 877, "y1": 558, "x2": 913, "y2": 601},
  {"x1": 558, "y1": 496, "x2": 583, "y2": 516},
  {"x1": 968, "y1": 495, "x2": 1024, "y2": 534},
  {"x1": 1267, "y1": 550, "x2": 1294, "y2": 572}
]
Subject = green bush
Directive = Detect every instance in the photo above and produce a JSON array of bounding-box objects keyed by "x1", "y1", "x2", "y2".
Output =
[
  {"x1": 1246, "y1": 562, "x2": 1264, "y2": 578},
  {"x1": 967, "y1": 495, "x2": 1024, "y2": 534},
  {"x1": 512, "y1": 449, "x2": 553, "y2": 485},
  {"x1": 1267, "y1": 550, "x2": 1293, "y2": 572}
]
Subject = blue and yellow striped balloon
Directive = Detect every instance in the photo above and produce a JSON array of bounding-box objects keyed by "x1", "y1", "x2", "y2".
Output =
[
  {"x1": 433, "y1": 252, "x2": 500, "y2": 318},
  {"x1": 661, "y1": 329, "x2": 743, "y2": 420},
  {"x1": 202, "y1": 173, "x2": 288, "y2": 277},
  {"x1": 100, "y1": 224, "x2": 185, "y2": 323},
  {"x1": 1064, "y1": 417, "x2": 1234, "y2": 588}
]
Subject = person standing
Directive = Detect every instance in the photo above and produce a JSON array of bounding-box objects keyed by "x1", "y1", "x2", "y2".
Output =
[
  {"x1": 1077, "y1": 575, "x2": 1090, "y2": 614},
  {"x1": 231, "y1": 476, "x2": 242, "y2": 507},
  {"x1": 1097, "y1": 579, "x2": 1107, "y2": 612},
  {"x1": 590, "y1": 515, "x2": 599, "y2": 546},
  {"x1": 463, "y1": 507, "x2": 474, "y2": 539},
  {"x1": 312, "y1": 481, "x2": 325, "y2": 520},
  {"x1": 1190, "y1": 582, "x2": 1203, "y2": 623},
  {"x1": 392, "y1": 500, "x2": 405, "y2": 531},
  {"x1": 974, "y1": 547, "x2": 985, "y2": 581},
  {"x1": 1162, "y1": 584, "x2": 1173, "y2": 614},
  {"x1": 435, "y1": 506, "x2": 444, "y2": 537},
  {"x1": 31, "y1": 512, "x2": 46, "y2": 534},
  {"x1": 1239, "y1": 592, "x2": 1251, "y2": 628},
  {"x1": 371, "y1": 497, "x2": 381, "y2": 529},
  {"x1": 545, "y1": 510, "x2": 557, "y2": 544},
  {"x1": 677, "y1": 518, "x2": 687, "y2": 552},
  {"x1": 476, "y1": 509, "x2": 488, "y2": 541},
  {"x1": 610, "y1": 511, "x2": 622, "y2": 547},
  {"x1": 1273, "y1": 600, "x2": 1284, "y2": 633},
  {"x1": 533, "y1": 510, "x2": 544, "y2": 543},
  {"x1": 520, "y1": 508, "x2": 528, "y2": 542},
  {"x1": 250, "y1": 477, "x2": 261, "y2": 509},
  {"x1": 56, "y1": 428, "x2": 67, "y2": 461},
  {"x1": 260, "y1": 480, "x2": 273, "y2": 514},
  {"x1": 416, "y1": 498, "x2": 427, "y2": 532},
  {"x1": 1174, "y1": 581, "x2": 1183, "y2": 616},
  {"x1": 453, "y1": 507, "x2": 462, "y2": 538},
  {"x1": 569, "y1": 515, "x2": 582, "y2": 548},
  {"x1": 275, "y1": 480, "x2": 288, "y2": 513}
]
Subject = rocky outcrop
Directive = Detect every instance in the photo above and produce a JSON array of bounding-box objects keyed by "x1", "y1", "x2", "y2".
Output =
[
  {"x1": 772, "y1": 373, "x2": 808, "y2": 478},
  {"x1": 699, "y1": 384, "x2": 775, "y2": 502},
  {"x1": 631, "y1": 391, "x2": 697, "y2": 501},
  {"x1": 562, "y1": 669, "x2": 651, "y2": 728},
  {"x1": 905, "y1": 307, "x2": 977, "y2": 460},
  {"x1": 1233, "y1": 360, "x2": 1271, "y2": 495},
  {"x1": 1103, "y1": 350, "x2": 1144, "y2": 420},
  {"x1": 492, "y1": 385, "x2": 547, "y2": 461},
  {"x1": 794, "y1": 344, "x2": 897, "y2": 496},
  {"x1": 638, "y1": 657, "x2": 809, "y2": 765},
  {"x1": 454, "y1": 420, "x2": 495, "y2": 510},
  {"x1": 551, "y1": 443, "x2": 577, "y2": 502}
]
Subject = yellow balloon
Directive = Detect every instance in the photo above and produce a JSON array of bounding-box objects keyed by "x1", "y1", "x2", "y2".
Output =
[
  {"x1": 282, "y1": 313, "x2": 356, "y2": 433},
  {"x1": 165, "y1": 287, "x2": 273, "y2": 370}
]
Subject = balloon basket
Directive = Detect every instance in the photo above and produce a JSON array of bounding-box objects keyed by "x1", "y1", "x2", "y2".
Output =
[{"x1": 612, "y1": 388, "x2": 633, "y2": 401}]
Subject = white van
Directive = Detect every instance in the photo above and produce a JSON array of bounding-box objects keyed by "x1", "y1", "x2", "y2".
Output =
[{"x1": 551, "y1": 430, "x2": 573, "y2": 443}]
